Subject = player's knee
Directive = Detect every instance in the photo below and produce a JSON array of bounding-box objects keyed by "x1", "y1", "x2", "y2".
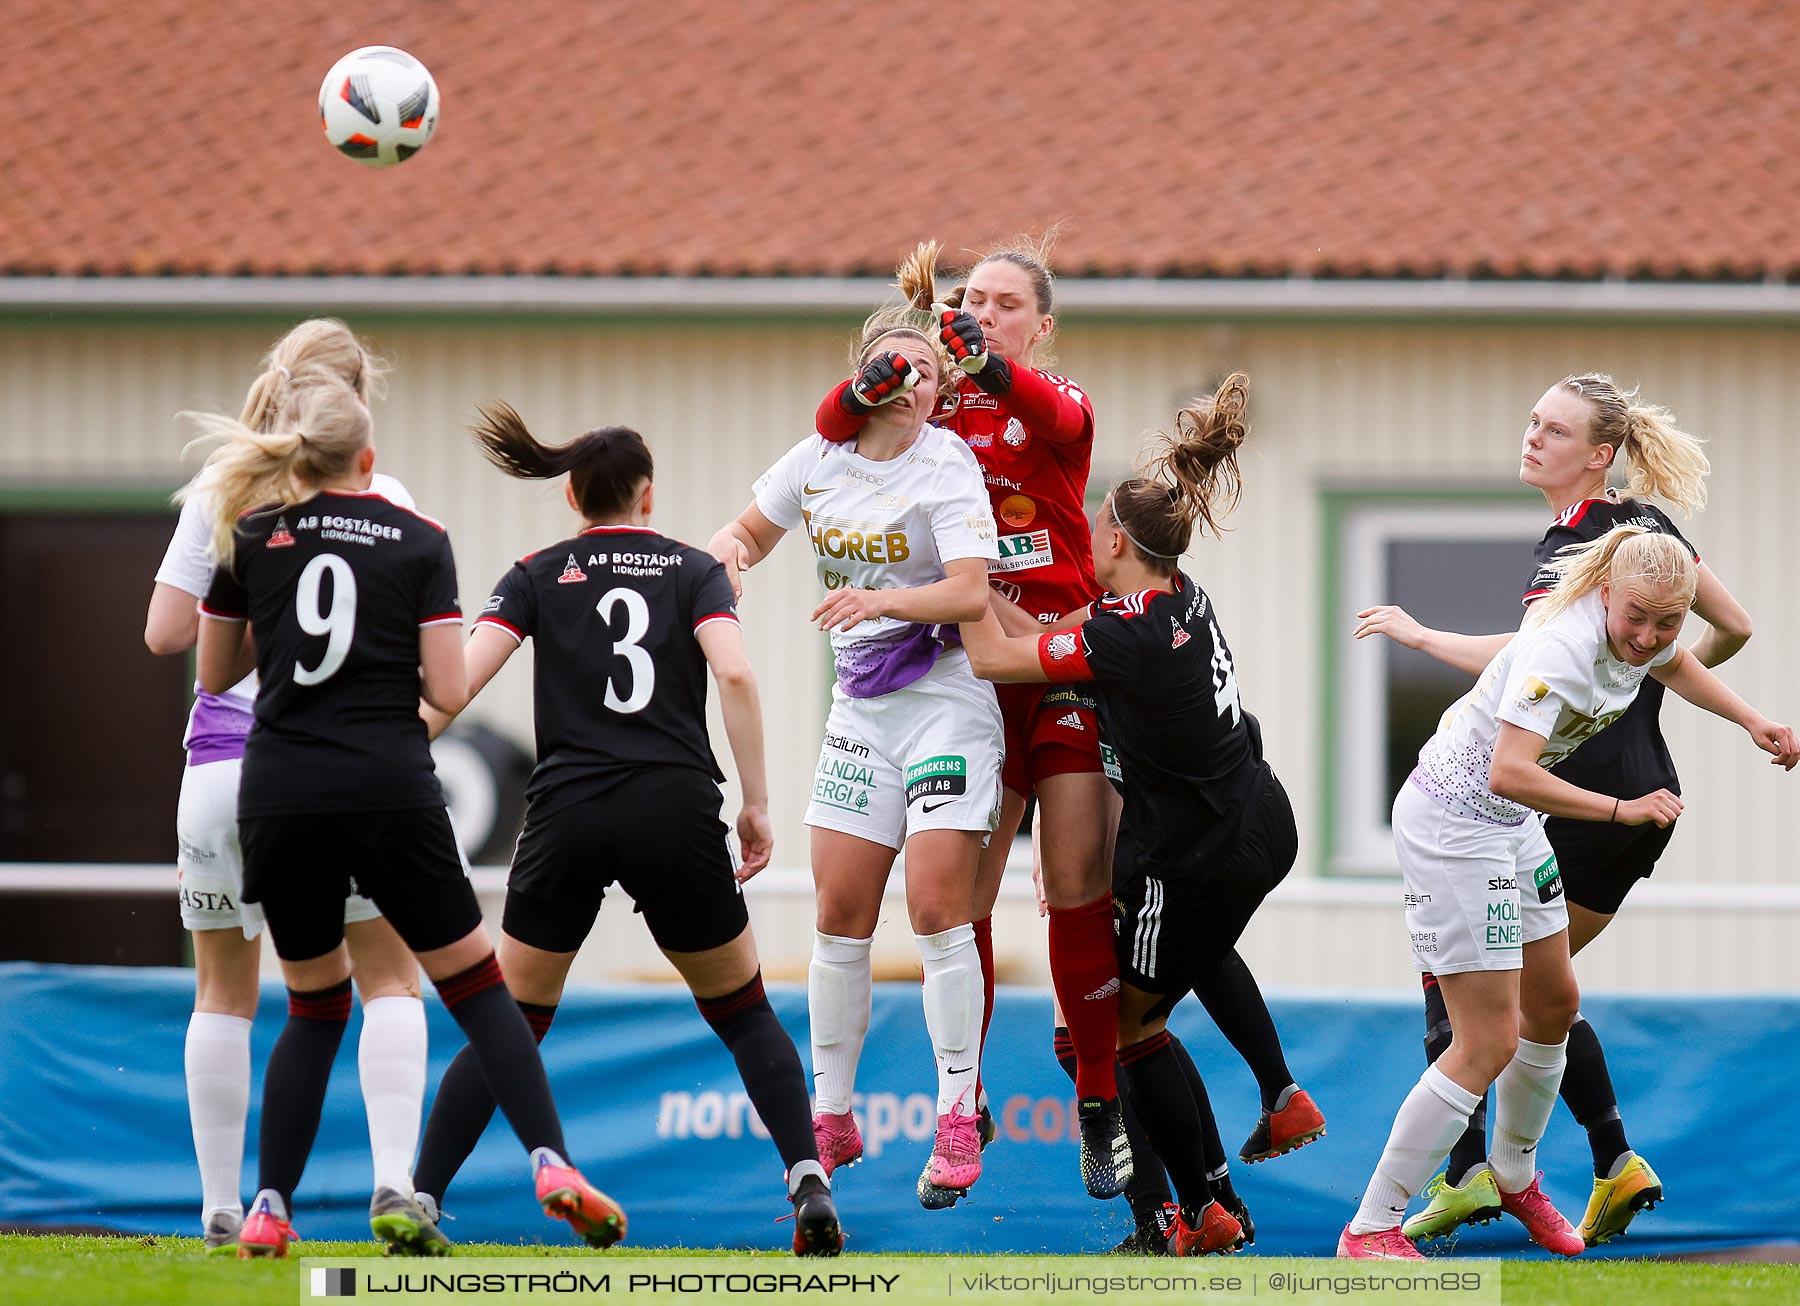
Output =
[
  {"x1": 1523, "y1": 982, "x2": 1580, "y2": 1044},
  {"x1": 1455, "y1": 1018, "x2": 1520, "y2": 1083}
]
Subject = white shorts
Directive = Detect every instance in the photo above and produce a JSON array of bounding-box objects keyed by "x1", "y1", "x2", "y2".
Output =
[
  {"x1": 1392, "y1": 780, "x2": 1569, "y2": 975},
  {"x1": 176, "y1": 758, "x2": 383, "y2": 939},
  {"x1": 804, "y1": 650, "x2": 1003, "y2": 852}
]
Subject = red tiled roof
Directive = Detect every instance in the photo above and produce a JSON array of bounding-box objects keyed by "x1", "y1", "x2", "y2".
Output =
[{"x1": 7, "y1": 0, "x2": 1798, "y2": 281}]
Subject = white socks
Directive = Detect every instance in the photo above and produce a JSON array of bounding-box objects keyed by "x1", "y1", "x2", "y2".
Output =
[
  {"x1": 1351, "y1": 1064, "x2": 1482, "y2": 1234},
  {"x1": 916, "y1": 924, "x2": 982, "y2": 1115},
  {"x1": 808, "y1": 932, "x2": 873, "y2": 1115},
  {"x1": 358, "y1": 995, "x2": 428, "y2": 1195},
  {"x1": 1490, "y1": 1036, "x2": 1567, "y2": 1193},
  {"x1": 186, "y1": 1012, "x2": 252, "y2": 1220}
]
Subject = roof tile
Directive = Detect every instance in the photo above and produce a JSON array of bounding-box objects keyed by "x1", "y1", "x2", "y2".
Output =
[{"x1": 4, "y1": 0, "x2": 1797, "y2": 280}]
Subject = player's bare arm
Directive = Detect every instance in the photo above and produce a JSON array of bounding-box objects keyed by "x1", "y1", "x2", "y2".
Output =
[
  {"x1": 1353, "y1": 604, "x2": 1511, "y2": 676},
  {"x1": 961, "y1": 606, "x2": 1051, "y2": 685},
  {"x1": 422, "y1": 624, "x2": 517, "y2": 741},
  {"x1": 417, "y1": 622, "x2": 470, "y2": 717},
  {"x1": 810, "y1": 556, "x2": 988, "y2": 633},
  {"x1": 708, "y1": 503, "x2": 786, "y2": 599},
  {"x1": 696, "y1": 619, "x2": 773, "y2": 881},
  {"x1": 1649, "y1": 643, "x2": 1799, "y2": 767},
  {"x1": 145, "y1": 581, "x2": 202, "y2": 656},
  {"x1": 1685, "y1": 563, "x2": 1754, "y2": 668},
  {"x1": 1488, "y1": 721, "x2": 1682, "y2": 825},
  {"x1": 195, "y1": 615, "x2": 255, "y2": 695}
]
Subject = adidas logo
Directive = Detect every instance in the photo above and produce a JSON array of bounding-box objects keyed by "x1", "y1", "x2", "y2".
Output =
[
  {"x1": 1055, "y1": 710, "x2": 1085, "y2": 731},
  {"x1": 1083, "y1": 976, "x2": 1121, "y2": 1001}
]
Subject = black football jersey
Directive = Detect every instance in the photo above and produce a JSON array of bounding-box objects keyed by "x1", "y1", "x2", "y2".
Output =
[
  {"x1": 1523, "y1": 496, "x2": 1699, "y2": 799},
  {"x1": 201, "y1": 490, "x2": 461, "y2": 817},
  {"x1": 473, "y1": 525, "x2": 738, "y2": 815},
  {"x1": 1035, "y1": 572, "x2": 1267, "y2": 878}
]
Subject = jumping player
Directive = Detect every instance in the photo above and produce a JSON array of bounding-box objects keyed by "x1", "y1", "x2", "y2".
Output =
[
  {"x1": 710, "y1": 246, "x2": 1003, "y2": 1209},
  {"x1": 1339, "y1": 526, "x2": 1796, "y2": 1260},
  {"x1": 809, "y1": 236, "x2": 1131, "y2": 1195},
  {"x1": 963, "y1": 374, "x2": 1299, "y2": 1257},
  {"x1": 1355, "y1": 374, "x2": 1750, "y2": 1245},
  {"x1": 144, "y1": 320, "x2": 431, "y2": 1255},
  {"x1": 187, "y1": 369, "x2": 621, "y2": 1257},
  {"x1": 407, "y1": 407, "x2": 842, "y2": 1255}
]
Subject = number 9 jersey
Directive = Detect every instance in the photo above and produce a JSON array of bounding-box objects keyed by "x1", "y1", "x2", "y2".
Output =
[{"x1": 201, "y1": 490, "x2": 462, "y2": 817}]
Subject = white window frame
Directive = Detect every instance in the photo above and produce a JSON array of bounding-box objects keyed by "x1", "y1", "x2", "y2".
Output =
[{"x1": 1331, "y1": 500, "x2": 1546, "y2": 876}]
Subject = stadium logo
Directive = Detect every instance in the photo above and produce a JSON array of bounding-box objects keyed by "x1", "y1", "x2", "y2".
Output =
[{"x1": 310, "y1": 1267, "x2": 355, "y2": 1297}]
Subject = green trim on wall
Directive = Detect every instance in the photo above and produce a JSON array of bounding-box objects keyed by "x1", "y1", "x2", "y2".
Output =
[
  {"x1": 1315, "y1": 481, "x2": 1541, "y2": 877},
  {"x1": 0, "y1": 483, "x2": 179, "y2": 514}
]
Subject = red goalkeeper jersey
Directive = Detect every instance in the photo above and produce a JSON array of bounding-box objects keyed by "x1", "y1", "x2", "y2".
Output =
[{"x1": 940, "y1": 368, "x2": 1097, "y2": 622}]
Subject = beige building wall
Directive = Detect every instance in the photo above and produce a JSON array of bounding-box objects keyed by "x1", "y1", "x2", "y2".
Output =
[{"x1": 3, "y1": 312, "x2": 1796, "y2": 984}]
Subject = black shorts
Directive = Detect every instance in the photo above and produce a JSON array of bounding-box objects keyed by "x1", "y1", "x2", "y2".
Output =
[
  {"x1": 502, "y1": 768, "x2": 748, "y2": 955},
  {"x1": 240, "y1": 806, "x2": 480, "y2": 962},
  {"x1": 1113, "y1": 769, "x2": 1297, "y2": 995},
  {"x1": 1544, "y1": 813, "x2": 1676, "y2": 916}
]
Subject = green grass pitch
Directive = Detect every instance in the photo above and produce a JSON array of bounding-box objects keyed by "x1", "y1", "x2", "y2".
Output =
[{"x1": 2, "y1": 1234, "x2": 1797, "y2": 1306}]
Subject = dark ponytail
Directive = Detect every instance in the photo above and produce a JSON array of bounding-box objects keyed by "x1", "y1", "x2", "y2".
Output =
[
  {"x1": 470, "y1": 401, "x2": 654, "y2": 519},
  {"x1": 1109, "y1": 372, "x2": 1250, "y2": 572}
]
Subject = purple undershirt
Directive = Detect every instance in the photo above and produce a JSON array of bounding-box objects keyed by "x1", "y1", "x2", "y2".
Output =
[
  {"x1": 834, "y1": 623, "x2": 962, "y2": 699},
  {"x1": 186, "y1": 692, "x2": 254, "y2": 766}
]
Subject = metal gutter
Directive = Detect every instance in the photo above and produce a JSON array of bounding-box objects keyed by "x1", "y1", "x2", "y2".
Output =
[{"x1": 2, "y1": 276, "x2": 1799, "y2": 320}]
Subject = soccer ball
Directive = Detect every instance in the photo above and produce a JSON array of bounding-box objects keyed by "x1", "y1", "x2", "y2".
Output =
[{"x1": 317, "y1": 46, "x2": 440, "y2": 167}]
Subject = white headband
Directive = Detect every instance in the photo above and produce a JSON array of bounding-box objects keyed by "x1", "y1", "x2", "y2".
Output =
[{"x1": 1110, "y1": 494, "x2": 1182, "y2": 560}]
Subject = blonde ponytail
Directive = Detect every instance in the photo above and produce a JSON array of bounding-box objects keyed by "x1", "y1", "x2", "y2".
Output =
[
  {"x1": 1530, "y1": 524, "x2": 1697, "y2": 626},
  {"x1": 849, "y1": 241, "x2": 957, "y2": 406},
  {"x1": 1621, "y1": 399, "x2": 1710, "y2": 515},
  {"x1": 178, "y1": 369, "x2": 372, "y2": 566},
  {"x1": 240, "y1": 318, "x2": 388, "y2": 433},
  {"x1": 1559, "y1": 373, "x2": 1709, "y2": 516}
]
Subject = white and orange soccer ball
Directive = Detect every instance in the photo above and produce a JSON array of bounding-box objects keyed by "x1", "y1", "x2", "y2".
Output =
[{"x1": 317, "y1": 46, "x2": 440, "y2": 168}]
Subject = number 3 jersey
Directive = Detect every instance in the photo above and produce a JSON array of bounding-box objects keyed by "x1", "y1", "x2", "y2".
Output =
[
  {"x1": 1410, "y1": 588, "x2": 1679, "y2": 826},
  {"x1": 201, "y1": 490, "x2": 462, "y2": 817},
  {"x1": 1032, "y1": 572, "x2": 1266, "y2": 877},
  {"x1": 474, "y1": 526, "x2": 739, "y2": 816}
]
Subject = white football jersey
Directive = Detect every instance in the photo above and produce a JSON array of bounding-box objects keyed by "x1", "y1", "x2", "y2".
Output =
[
  {"x1": 156, "y1": 473, "x2": 416, "y2": 728},
  {"x1": 1411, "y1": 589, "x2": 1679, "y2": 825},
  {"x1": 754, "y1": 425, "x2": 998, "y2": 657}
]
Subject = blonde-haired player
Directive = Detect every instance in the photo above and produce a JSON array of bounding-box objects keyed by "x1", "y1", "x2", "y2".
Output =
[
  {"x1": 710, "y1": 247, "x2": 1002, "y2": 1209},
  {"x1": 144, "y1": 320, "x2": 433, "y2": 1254},
  {"x1": 1340, "y1": 526, "x2": 1798, "y2": 1259}
]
